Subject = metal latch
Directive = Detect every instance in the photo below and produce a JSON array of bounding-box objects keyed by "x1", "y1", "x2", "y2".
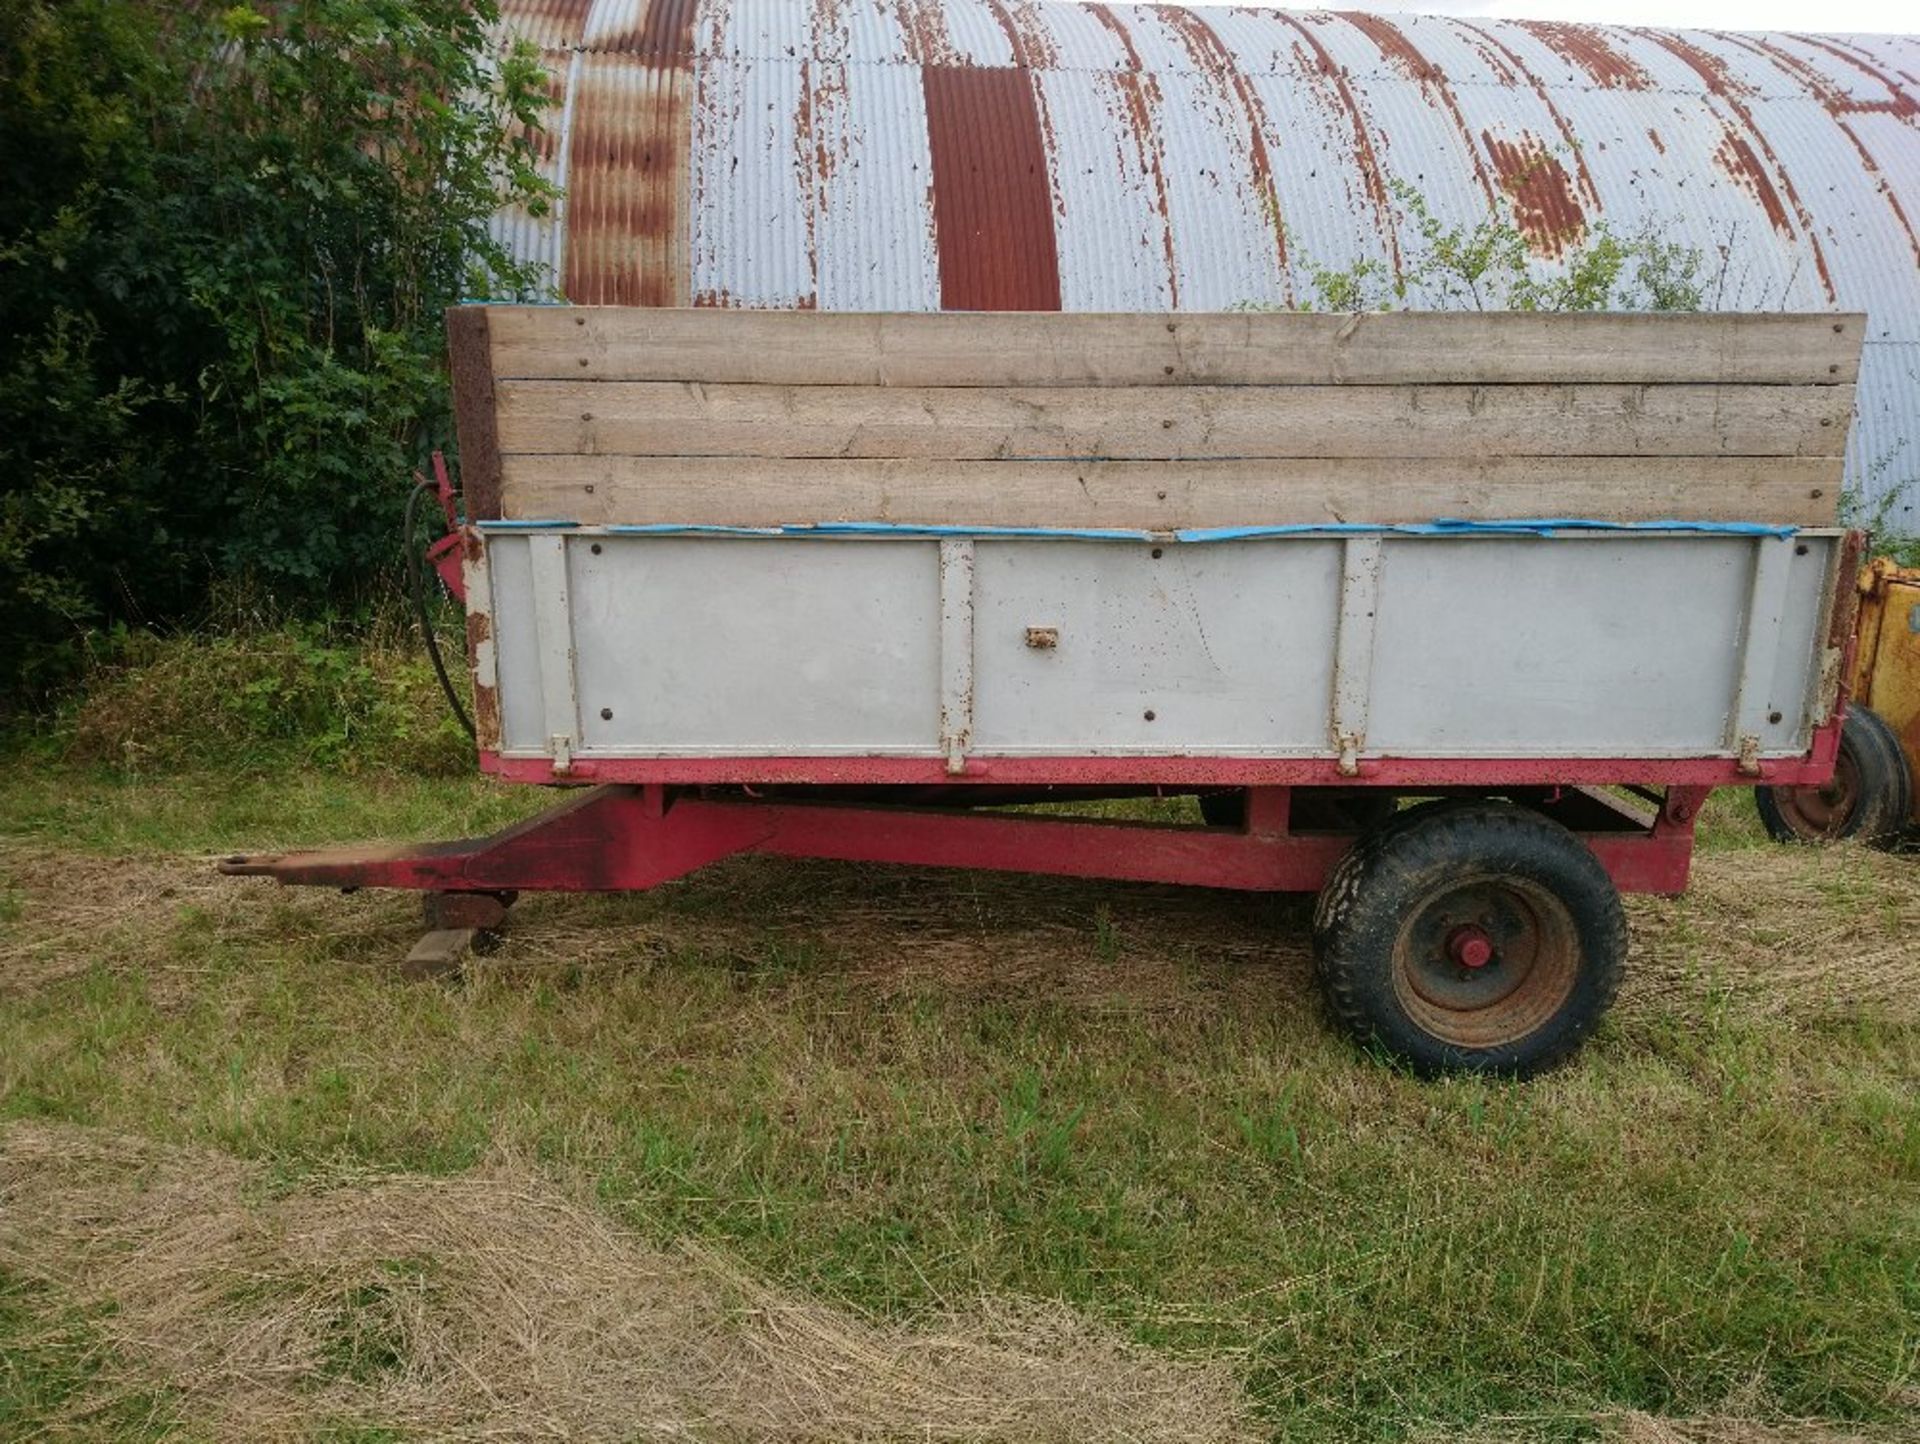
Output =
[{"x1": 1335, "y1": 731, "x2": 1363, "y2": 777}]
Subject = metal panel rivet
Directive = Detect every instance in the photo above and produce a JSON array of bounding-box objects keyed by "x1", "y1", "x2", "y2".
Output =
[
  {"x1": 1144, "y1": 709, "x2": 1156, "y2": 722},
  {"x1": 1768, "y1": 710, "x2": 1783, "y2": 724},
  {"x1": 600, "y1": 707, "x2": 613, "y2": 720},
  {"x1": 1161, "y1": 418, "x2": 1174, "y2": 429},
  {"x1": 1795, "y1": 543, "x2": 1809, "y2": 556},
  {"x1": 590, "y1": 542, "x2": 602, "y2": 554},
  {"x1": 574, "y1": 315, "x2": 586, "y2": 326},
  {"x1": 581, "y1": 412, "x2": 593, "y2": 421},
  {"x1": 1151, "y1": 547, "x2": 1164, "y2": 559},
  {"x1": 1832, "y1": 322, "x2": 1844, "y2": 333},
  {"x1": 1811, "y1": 489, "x2": 1824, "y2": 499},
  {"x1": 1156, "y1": 490, "x2": 1167, "y2": 501}
]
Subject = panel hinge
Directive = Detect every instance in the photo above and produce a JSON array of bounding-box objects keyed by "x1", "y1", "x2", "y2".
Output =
[
  {"x1": 1735, "y1": 732, "x2": 1762, "y2": 776},
  {"x1": 550, "y1": 734, "x2": 574, "y2": 775}
]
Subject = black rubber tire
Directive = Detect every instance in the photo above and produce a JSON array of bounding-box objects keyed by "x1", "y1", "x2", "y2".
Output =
[
  {"x1": 1199, "y1": 789, "x2": 1398, "y2": 832},
  {"x1": 1756, "y1": 704, "x2": 1912, "y2": 848},
  {"x1": 1311, "y1": 800, "x2": 1627, "y2": 1078}
]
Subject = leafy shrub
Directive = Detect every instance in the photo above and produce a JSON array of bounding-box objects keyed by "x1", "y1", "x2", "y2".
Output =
[
  {"x1": 63, "y1": 623, "x2": 474, "y2": 776},
  {"x1": 0, "y1": 0, "x2": 553, "y2": 705},
  {"x1": 1292, "y1": 179, "x2": 1707, "y2": 315}
]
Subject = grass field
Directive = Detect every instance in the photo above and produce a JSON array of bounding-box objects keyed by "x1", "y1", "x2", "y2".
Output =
[{"x1": 2, "y1": 759, "x2": 1917, "y2": 1442}]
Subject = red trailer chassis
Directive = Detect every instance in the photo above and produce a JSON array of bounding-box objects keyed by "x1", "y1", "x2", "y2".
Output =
[{"x1": 219, "y1": 766, "x2": 1773, "y2": 959}]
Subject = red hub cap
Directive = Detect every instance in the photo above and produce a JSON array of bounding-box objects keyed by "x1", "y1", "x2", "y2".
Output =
[{"x1": 1447, "y1": 924, "x2": 1495, "y2": 970}]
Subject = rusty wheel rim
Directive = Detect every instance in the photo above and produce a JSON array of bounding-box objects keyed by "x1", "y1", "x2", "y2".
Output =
[
  {"x1": 1771, "y1": 749, "x2": 1862, "y2": 840},
  {"x1": 1391, "y1": 873, "x2": 1582, "y2": 1049}
]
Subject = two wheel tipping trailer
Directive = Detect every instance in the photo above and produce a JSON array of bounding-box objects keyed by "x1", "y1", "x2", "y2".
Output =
[{"x1": 223, "y1": 308, "x2": 1867, "y2": 1077}]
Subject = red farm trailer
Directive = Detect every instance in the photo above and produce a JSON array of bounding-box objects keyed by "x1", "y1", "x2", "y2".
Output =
[{"x1": 224, "y1": 308, "x2": 1866, "y2": 1076}]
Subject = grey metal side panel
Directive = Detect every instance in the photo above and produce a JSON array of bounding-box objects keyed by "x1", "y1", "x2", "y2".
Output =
[
  {"x1": 568, "y1": 537, "x2": 941, "y2": 753},
  {"x1": 1366, "y1": 538, "x2": 1752, "y2": 756},
  {"x1": 484, "y1": 529, "x2": 1839, "y2": 763},
  {"x1": 969, "y1": 540, "x2": 1343, "y2": 753}
]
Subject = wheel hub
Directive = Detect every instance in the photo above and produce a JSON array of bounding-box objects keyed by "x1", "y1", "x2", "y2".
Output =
[
  {"x1": 1446, "y1": 924, "x2": 1495, "y2": 969},
  {"x1": 1392, "y1": 876, "x2": 1583, "y2": 1048},
  {"x1": 1775, "y1": 749, "x2": 1862, "y2": 838}
]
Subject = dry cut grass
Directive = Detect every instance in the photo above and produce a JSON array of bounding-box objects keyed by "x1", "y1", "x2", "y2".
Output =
[{"x1": 0, "y1": 1120, "x2": 1258, "y2": 1443}]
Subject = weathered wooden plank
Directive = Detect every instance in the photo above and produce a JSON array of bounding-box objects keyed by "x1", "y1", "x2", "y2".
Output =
[
  {"x1": 499, "y1": 454, "x2": 1842, "y2": 528},
  {"x1": 484, "y1": 307, "x2": 1865, "y2": 387},
  {"x1": 495, "y1": 380, "x2": 1853, "y2": 461},
  {"x1": 447, "y1": 307, "x2": 504, "y2": 520}
]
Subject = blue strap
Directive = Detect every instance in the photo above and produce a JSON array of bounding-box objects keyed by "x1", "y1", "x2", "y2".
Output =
[{"x1": 479, "y1": 517, "x2": 1799, "y2": 541}]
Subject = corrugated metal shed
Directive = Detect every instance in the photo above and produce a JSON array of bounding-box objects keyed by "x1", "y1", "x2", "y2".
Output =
[{"x1": 488, "y1": 1, "x2": 1920, "y2": 531}]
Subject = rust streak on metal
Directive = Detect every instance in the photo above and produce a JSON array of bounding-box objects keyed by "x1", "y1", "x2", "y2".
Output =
[
  {"x1": 1785, "y1": 33, "x2": 1920, "y2": 112},
  {"x1": 921, "y1": 65, "x2": 1062, "y2": 310},
  {"x1": 1809, "y1": 33, "x2": 1918, "y2": 90},
  {"x1": 795, "y1": 58, "x2": 820, "y2": 310},
  {"x1": 1482, "y1": 130, "x2": 1586, "y2": 257},
  {"x1": 1836, "y1": 126, "x2": 1920, "y2": 270},
  {"x1": 636, "y1": 0, "x2": 698, "y2": 58},
  {"x1": 1274, "y1": 14, "x2": 1402, "y2": 279},
  {"x1": 892, "y1": 0, "x2": 962, "y2": 66},
  {"x1": 809, "y1": 0, "x2": 850, "y2": 64},
  {"x1": 1340, "y1": 12, "x2": 1498, "y2": 210},
  {"x1": 1637, "y1": 29, "x2": 1836, "y2": 300},
  {"x1": 502, "y1": 0, "x2": 592, "y2": 51},
  {"x1": 1089, "y1": 5, "x2": 1180, "y2": 307},
  {"x1": 982, "y1": 1, "x2": 1064, "y2": 221},
  {"x1": 1455, "y1": 20, "x2": 1600, "y2": 210},
  {"x1": 1715, "y1": 129, "x2": 1794, "y2": 236},
  {"x1": 566, "y1": 49, "x2": 693, "y2": 306},
  {"x1": 1453, "y1": 24, "x2": 1517, "y2": 84},
  {"x1": 1647, "y1": 126, "x2": 1666, "y2": 154},
  {"x1": 1154, "y1": 5, "x2": 1292, "y2": 297},
  {"x1": 982, "y1": 0, "x2": 1059, "y2": 70},
  {"x1": 1515, "y1": 20, "x2": 1653, "y2": 89},
  {"x1": 1718, "y1": 32, "x2": 1920, "y2": 269}
]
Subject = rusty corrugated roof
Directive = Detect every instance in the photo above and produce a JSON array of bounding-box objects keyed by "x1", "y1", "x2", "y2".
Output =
[{"x1": 488, "y1": 1, "x2": 1920, "y2": 529}]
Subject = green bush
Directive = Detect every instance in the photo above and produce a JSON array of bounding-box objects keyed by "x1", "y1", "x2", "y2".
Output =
[
  {"x1": 0, "y1": 0, "x2": 553, "y2": 705},
  {"x1": 62, "y1": 624, "x2": 475, "y2": 776}
]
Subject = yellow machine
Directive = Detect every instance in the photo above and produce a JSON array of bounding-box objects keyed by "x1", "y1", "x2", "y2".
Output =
[{"x1": 1760, "y1": 558, "x2": 1919, "y2": 844}]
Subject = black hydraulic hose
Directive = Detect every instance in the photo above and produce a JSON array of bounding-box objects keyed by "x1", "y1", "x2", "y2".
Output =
[{"x1": 405, "y1": 480, "x2": 477, "y2": 739}]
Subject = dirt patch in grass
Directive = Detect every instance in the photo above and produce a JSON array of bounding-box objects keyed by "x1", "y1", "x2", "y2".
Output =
[{"x1": 0, "y1": 1120, "x2": 1258, "y2": 1442}]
